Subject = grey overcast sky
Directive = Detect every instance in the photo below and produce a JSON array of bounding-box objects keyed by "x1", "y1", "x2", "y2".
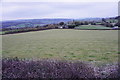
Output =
[{"x1": 2, "y1": 2, "x2": 118, "y2": 21}]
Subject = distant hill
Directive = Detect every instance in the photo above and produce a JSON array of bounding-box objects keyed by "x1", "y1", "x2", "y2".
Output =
[
  {"x1": 76, "y1": 18, "x2": 102, "y2": 21},
  {"x1": 114, "y1": 16, "x2": 120, "y2": 19},
  {"x1": 1, "y1": 19, "x2": 72, "y2": 29},
  {"x1": 75, "y1": 25, "x2": 112, "y2": 30},
  {"x1": 1, "y1": 16, "x2": 119, "y2": 29}
]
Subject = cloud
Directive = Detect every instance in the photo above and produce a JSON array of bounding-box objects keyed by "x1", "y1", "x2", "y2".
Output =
[
  {"x1": 2, "y1": 0, "x2": 119, "y2": 2},
  {"x1": 2, "y1": 2, "x2": 118, "y2": 21}
]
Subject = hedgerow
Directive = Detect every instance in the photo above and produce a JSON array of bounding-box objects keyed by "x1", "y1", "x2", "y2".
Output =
[{"x1": 2, "y1": 57, "x2": 119, "y2": 79}]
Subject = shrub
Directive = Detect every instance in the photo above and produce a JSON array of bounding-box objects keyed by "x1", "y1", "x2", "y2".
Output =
[
  {"x1": 2, "y1": 58, "x2": 95, "y2": 79},
  {"x1": 68, "y1": 24, "x2": 76, "y2": 28},
  {"x1": 59, "y1": 22, "x2": 64, "y2": 26},
  {"x1": 94, "y1": 63, "x2": 119, "y2": 78},
  {"x1": 2, "y1": 58, "x2": 119, "y2": 79}
]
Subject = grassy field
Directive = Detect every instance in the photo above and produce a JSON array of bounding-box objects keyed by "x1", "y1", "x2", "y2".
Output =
[
  {"x1": 75, "y1": 25, "x2": 112, "y2": 29},
  {"x1": 2, "y1": 29, "x2": 118, "y2": 65}
]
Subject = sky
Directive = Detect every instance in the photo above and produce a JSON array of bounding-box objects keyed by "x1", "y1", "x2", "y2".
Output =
[{"x1": 1, "y1": 0, "x2": 119, "y2": 21}]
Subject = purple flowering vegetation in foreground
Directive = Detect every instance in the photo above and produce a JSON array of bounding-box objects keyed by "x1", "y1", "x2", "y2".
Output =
[{"x1": 2, "y1": 57, "x2": 120, "y2": 79}]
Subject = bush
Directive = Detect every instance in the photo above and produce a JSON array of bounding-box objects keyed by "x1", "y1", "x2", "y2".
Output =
[
  {"x1": 68, "y1": 24, "x2": 76, "y2": 28},
  {"x1": 2, "y1": 58, "x2": 95, "y2": 79},
  {"x1": 74, "y1": 21, "x2": 81, "y2": 26},
  {"x1": 102, "y1": 22, "x2": 114, "y2": 27},
  {"x1": 94, "y1": 63, "x2": 119, "y2": 78},
  {"x1": 59, "y1": 22, "x2": 64, "y2": 26},
  {"x1": 2, "y1": 58, "x2": 119, "y2": 79}
]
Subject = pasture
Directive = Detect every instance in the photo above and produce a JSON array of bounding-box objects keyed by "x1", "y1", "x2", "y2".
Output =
[
  {"x1": 75, "y1": 25, "x2": 112, "y2": 29},
  {"x1": 2, "y1": 29, "x2": 118, "y2": 65}
]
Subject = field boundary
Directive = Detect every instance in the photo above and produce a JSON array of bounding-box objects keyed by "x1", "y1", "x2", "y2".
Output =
[{"x1": 1, "y1": 28, "x2": 119, "y2": 35}]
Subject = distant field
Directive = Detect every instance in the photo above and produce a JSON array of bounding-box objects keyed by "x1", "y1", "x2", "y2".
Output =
[
  {"x1": 75, "y1": 25, "x2": 112, "y2": 29},
  {"x1": 2, "y1": 29, "x2": 118, "y2": 65}
]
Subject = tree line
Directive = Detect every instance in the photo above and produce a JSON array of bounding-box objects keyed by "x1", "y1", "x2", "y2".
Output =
[{"x1": 1, "y1": 17, "x2": 119, "y2": 35}]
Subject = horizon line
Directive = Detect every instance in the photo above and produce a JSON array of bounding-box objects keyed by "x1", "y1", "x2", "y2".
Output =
[{"x1": 1, "y1": 16, "x2": 118, "y2": 22}]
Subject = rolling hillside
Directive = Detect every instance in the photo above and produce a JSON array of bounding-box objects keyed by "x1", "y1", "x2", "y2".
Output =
[
  {"x1": 75, "y1": 25, "x2": 112, "y2": 30},
  {"x1": 1, "y1": 19, "x2": 72, "y2": 29}
]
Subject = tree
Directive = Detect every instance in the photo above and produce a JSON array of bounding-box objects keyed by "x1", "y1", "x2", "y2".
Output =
[
  {"x1": 104, "y1": 22, "x2": 113, "y2": 27},
  {"x1": 80, "y1": 22, "x2": 84, "y2": 25},
  {"x1": 74, "y1": 21, "x2": 81, "y2": 26},
  {"x1": 115, "y1": 22, "x2": 120, "y2": 27},
  {"x1": 59, "y1": 22, "x2": 64, "y2": 26},
  {"x1": 68, "y1": 24, "x2": 76, "y2": 28},
  {"x1": 102, "y1": 18, "x2": 106, "y2": 22},
  {"x1": 91, "y1": 21, "x2": 96, "y2": 25},
  {"x1": 84, "y1": 21, "x2": 89, "y2": 25}
]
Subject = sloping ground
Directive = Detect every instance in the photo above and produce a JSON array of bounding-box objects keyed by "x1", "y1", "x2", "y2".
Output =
[
  {"x1": 1, "y1": 19, "x2": 72, "y2": 28},
  {"x1": 75, "y1": 25, "x2": 112, "y2": 30},
  {"x1": 2, "y1": 29, "x2": 118, "y2": 65}
]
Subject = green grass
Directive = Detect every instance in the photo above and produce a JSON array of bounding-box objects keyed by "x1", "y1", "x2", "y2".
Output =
[
  {"x1": 0, "y1": 31, "x2": 3, "y2": 35},
  {"x1": 2, "y1": 29, "x2": 118, "y2": 65},
  {"x1": 0, "y1": 31, "x2": 10, "y2": 35},
  {"x1": 75, "y1": 25, "x2": 112, "y2": 29}
]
